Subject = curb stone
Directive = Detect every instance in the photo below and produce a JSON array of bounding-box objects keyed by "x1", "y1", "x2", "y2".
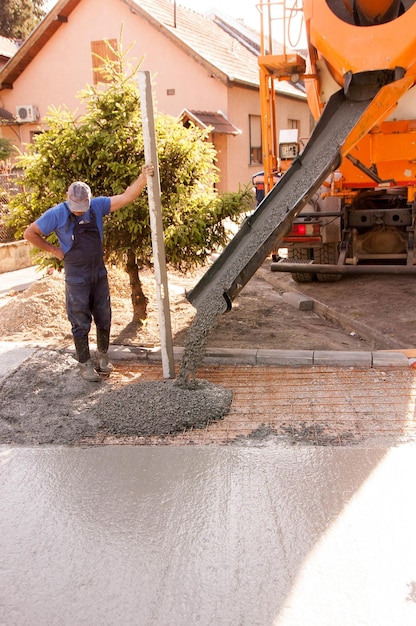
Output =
[
  {"x1": 107, "y1": 345, "x2": 410, "y2": 368},
  {"x1": 63, "y1": 343, "x2": 412, "y2": 368},
  {"x1": 0, "y1": 344, "x2": 410, "y2": 385}
]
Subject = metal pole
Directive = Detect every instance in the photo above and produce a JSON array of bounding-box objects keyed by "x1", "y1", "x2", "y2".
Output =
[{"x1": 138, "y1": 70, "x2": 175, "y2": 379}]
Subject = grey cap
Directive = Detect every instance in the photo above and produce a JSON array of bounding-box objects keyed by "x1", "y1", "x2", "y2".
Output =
[{"x1": 67, "y1": 181, "x2": 91, "y2": 213}]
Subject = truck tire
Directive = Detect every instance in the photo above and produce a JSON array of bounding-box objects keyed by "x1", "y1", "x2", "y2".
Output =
[
  {"x1": 289, "y1": 247, "x2": 315, "y2": 283},
  {"x1": 315, "y1": 243, "x2": 342, "y2": 282}
]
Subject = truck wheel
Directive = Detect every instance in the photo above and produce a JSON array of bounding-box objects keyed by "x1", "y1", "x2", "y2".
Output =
[
  {"x1": 315, "y1": 243, "x2": 342, "y2": 282},
  {"x1": 289, "y1": 247, "x2": 315, "y2": 283}
]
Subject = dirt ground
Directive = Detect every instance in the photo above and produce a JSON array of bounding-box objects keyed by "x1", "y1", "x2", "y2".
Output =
[
  {"x1": 1, "y1": 259, "x2": 404, "y2": 352},
  {"x1": 1, "y1": 258, "x2": 416, "y2": 445}
]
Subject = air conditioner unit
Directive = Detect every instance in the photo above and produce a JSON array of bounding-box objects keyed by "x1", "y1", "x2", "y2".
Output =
[{"x1": 16, "y1": 104, "x2": 39, "y2": 123}]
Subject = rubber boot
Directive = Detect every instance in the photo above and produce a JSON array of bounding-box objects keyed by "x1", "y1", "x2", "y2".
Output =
[
  {"x1": 96, "y1": 328, "x2": 114, "y2": 374},
  {"x1": 78, "y1": 360, "x2": 101, "y2": 382},
  {"x1": 74, "y1": 336, "x2": 101, "y2": 382}
]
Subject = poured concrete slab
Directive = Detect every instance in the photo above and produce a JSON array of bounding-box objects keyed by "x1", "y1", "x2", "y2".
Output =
[
  {"x1": 0, "y1": 341, "x2": 36, "y2": 381},
  {"x1": 0, "y1": 266, "x2": 42, "y2": 297},
  {"x1": 1, "y1": 445, "x2": 416, "y2": 626}
]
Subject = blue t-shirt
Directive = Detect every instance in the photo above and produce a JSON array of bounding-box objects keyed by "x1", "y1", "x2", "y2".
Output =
[{"x1": 36, "y1": 196, "x2": 111, "y2": 254}]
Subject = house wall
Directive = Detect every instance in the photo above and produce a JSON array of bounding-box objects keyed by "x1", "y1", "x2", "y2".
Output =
[
  {"x1": 226, "y1": 84, "x2": 311, "y2": 192},
  {"x1": 0, "y1": 0, "x2": 309, "y2": 194},
  {"x1": 2, "y1": 0, "x2": 228, "y2": 149},
  {"x1": 227, "y1": 85, "x2": 261, "y2": 191},
  {"x1": 275, "y1": 92, "x2": 312, "y2": 146}
]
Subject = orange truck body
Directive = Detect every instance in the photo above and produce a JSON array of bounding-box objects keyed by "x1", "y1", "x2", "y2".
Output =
[
  {"x1": 260, "y1": 0, "x2": 416, "y2": 280},
  {"x1": 304, "y1": 0, "x2": 416, "y2": 182}
]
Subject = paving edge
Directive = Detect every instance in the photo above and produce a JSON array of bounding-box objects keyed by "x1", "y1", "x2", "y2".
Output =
[
  {"x1": 105, "y1": 345, "x2": 410, "y2": 368},
  {"x1": 0, "y1": 343, "x2": 409, "y2": 371}
]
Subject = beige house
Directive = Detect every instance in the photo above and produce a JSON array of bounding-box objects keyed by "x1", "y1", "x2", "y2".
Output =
[{"x1": 0, "y1": 0, "x2": 309, "y2": 192}]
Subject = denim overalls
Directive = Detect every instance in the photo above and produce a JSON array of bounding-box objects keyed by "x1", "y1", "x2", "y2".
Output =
[{"x1": 63, "y1": 207, "x2": 111, "y2": 339}]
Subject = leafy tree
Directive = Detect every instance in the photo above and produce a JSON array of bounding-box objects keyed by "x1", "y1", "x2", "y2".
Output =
[
  {"x1": 7, "y1": 41, "x2": 254, "y2": 322},
  {"x1": 0, "y1": 0, "x2": 45, "y2": 39},
  {"x1": 0, "y1": 137, "x2": 14, "y2": 162}
]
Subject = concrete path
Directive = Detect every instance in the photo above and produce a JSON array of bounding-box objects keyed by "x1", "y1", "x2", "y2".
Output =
[
  {"x1": 0, "y1": 265, "x2": 43, "y2": 297},
  {"x1": 1, "y1": 445, "x2": 416, "y2": 626},
  {"x1": 0, "y1": 341, "x2": 37, "y2": 382}
]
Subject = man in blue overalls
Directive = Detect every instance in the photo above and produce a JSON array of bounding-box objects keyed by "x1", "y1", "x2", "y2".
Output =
[{"x1": 24, "y1": 164, "x2": 154, "y2": 381}]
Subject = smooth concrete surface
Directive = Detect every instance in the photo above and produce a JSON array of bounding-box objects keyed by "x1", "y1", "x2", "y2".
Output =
[
  {"x1": 0, "y1": 265, "x2": 42, "y2": 297},
  {"x1": 0, "y1": 341, "x2": 36, "y2": 382},
  {"x1": 1, "y1": 445, "x2": 416, "y2": 626}
]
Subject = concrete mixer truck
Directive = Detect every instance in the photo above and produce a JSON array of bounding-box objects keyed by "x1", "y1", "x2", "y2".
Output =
[
  {"x1": 264, "y1": 0, "x2": 416, "y2": 282},
  {"x1": 187, "y1": 0, "x2": 416, "y2": 314}
]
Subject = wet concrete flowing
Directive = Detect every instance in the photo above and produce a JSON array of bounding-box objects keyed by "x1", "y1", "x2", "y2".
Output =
[
  {"x1": 177, "y1": 294, "x2": 226, "y2": 382},
  {"x1": 186, "y1": 90, "x2": 372, "y2": 317}
]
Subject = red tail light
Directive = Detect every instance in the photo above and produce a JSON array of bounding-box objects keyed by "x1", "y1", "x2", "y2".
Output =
[{"x1": 283, "y1": 222, "x2": 321, "y2": 243}]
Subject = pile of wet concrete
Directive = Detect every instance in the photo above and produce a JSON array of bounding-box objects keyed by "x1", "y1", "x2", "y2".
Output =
[{"x1": 0, "y1": 345, "x2": 232, "y2": 445}]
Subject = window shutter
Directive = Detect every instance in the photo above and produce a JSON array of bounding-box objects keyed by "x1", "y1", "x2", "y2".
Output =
[{"x1": 91, "y1": 39, "x2": 118, "y2": 84}]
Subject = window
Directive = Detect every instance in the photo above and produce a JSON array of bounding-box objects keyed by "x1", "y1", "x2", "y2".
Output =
[
  {"x1": 91, "y1": 39, "x2": 118, "y2": 85},
  {"x1": 249, "y1": 115, "x2": 262, "y2": 165},
  {"x1": 30, "y1": 131, "x2": 43, "y2": 142},
  {"x1": 288, "y1": 118, "x2": 300, "y2": 131}
]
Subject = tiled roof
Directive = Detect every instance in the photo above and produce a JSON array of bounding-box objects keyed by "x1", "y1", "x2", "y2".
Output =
[
  {"x1": 179, "y1": 109, "x2": 241, "y2": 135},
  {"x1": 131, "y1": 0, "x2": 304, "y2": 97},
  {"x1": 0, "y1": 0, "x2": 305, "y2": 99},
  {"x1": 131, "y1": 0, "x2": 260, "y2": 86}
]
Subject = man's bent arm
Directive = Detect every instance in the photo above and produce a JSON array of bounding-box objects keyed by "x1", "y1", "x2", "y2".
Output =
[{"x1": 24, "y1": 223, "x2": 64, "y2": 261}]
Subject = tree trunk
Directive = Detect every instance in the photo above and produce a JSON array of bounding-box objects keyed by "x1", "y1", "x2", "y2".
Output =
[{"x1": 125, "y1": 250, "x2": 148, "y2": 323}]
